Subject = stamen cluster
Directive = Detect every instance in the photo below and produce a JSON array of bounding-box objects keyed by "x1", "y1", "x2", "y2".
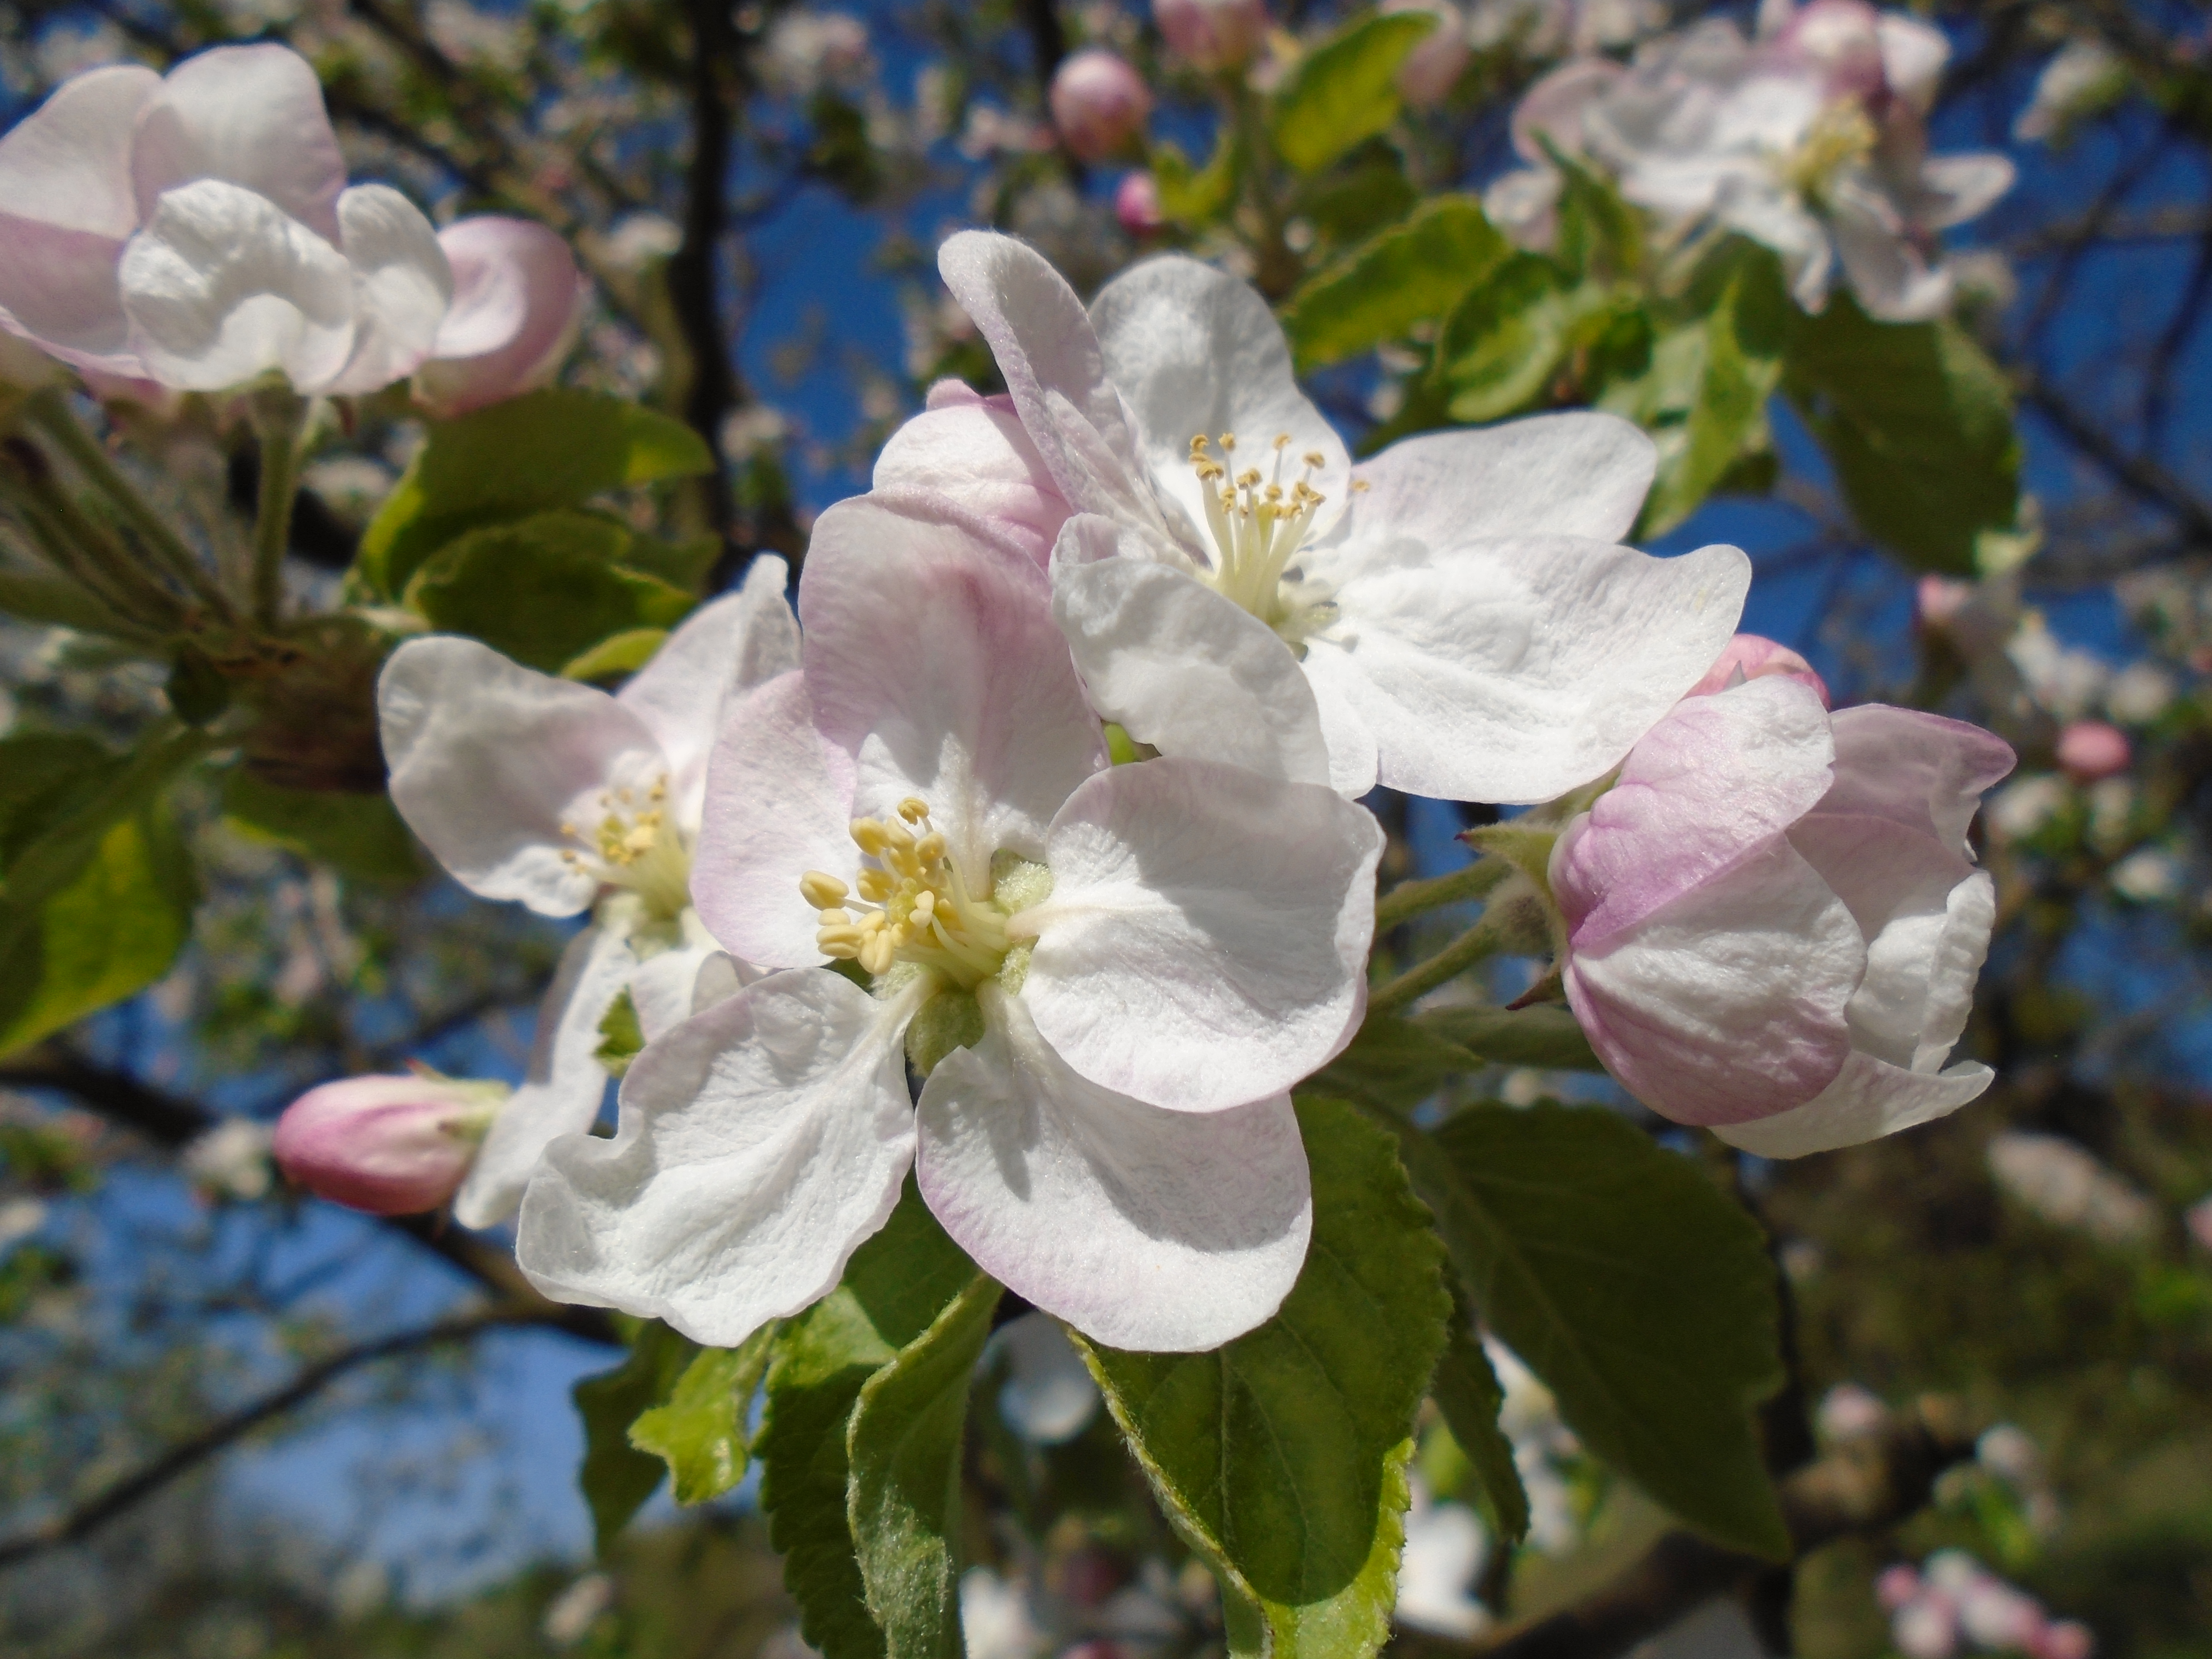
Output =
[
  {"x1": 804, "y1": 797, "x2": 1012, "y2": 986},
  {"x1": 558, "y1": 775, "x2": 691, "y2": 920},
  {"x1": 1188, "y1": 431, "x2": 1337, "y2": 638}
]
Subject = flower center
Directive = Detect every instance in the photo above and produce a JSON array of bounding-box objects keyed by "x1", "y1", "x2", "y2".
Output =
[
  {"x1": 1778, "y1": 100, "x2": 1877, "y2": 200},
  {"x1": 558, "y1": 773, "x2": 693, "y2": 923},
  {"x1": 803, "y1": 797, "x2": 1018, "y2": 991},
  {"x1": 1188, "y1": 430, "x2": 1341, "y2": 650}
]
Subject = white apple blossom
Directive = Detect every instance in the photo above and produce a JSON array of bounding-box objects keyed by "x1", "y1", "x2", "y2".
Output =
[
  {"x1": 376, "y1": 557, "x2": 798, "y2": 1226},
  {"x1": 931, "y1": 231, "x2": 1750, "y2": 802},
  {"x1": 0, "y1": 44, "x2": 456, "y2": 392},
  {"x1": 514, "y1": 491, "x2": 1382, "y2": 1352}
]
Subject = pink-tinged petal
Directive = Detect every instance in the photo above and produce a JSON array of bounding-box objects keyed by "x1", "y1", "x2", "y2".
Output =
[
  {"x1": 693, "y1": 669, "x2": 858, "y2": 970},
  {"x1": 1553, "y1": 675, "x2": 1835, "y2": 946},
  {"x1": 1686, "y1": 632, "x2": 1830, "y2": 704},
  {"x1": 131, "y1": 43, "x2": 346, "y2": 242},
  {"x1": 1020, "y1": 757, "x2": 1384, "y2": 1113},
  {"x1": 618, "y1": 555, "x2": 799, "y2": 823},
  {"x1": 319, "y1": 184, "x2": 454, "y2": 395},
  {"x1": 0, "y1": 64, "x2": 158, "y2": 236},
  {"x1": 276, "y1": 1072, "x2": 497, "y2": 1216},
  {"x1": 118, "y1": 178, "x2": 355, "y2": 391},
  {"x1": 1337, "y1": 413, "x2": 1658, "y2": 547},
  {"x1": 1914, "y1": 153, "x2": 2013, "y2": 229},
  {"x1": 797, "y1": 490, "x2": 1106, "y2": 878},
  {"x1": 1815, "y1": 703, "x2": 2014, "y2": 859},
  {"x1": 936, "y1": 231, "x2": 1170, "y2": 539},
  {"x1": 1512, "y1": 57, "x2": 1622, "y2": 161},
  {"x1": 1090, "y1": 253, "x2": 1353, "y2": 549},
  {"x1": 515, "y1": 969, "x2": 921, "y2": 1347},
  {"x1": 917, "y1": 988, "x2": 1310, "y2": 1351},
  {"x1": 2055, "y1": 719, "x2": 2129, "y2": 782},
  {"x1": 1308, "y1": 532, "x2": 1752, "y2": 804},
  {"x1": 1874, "y1": 12, "x2": 1949, "y2": 112},
  {"x1": 0, "y1": 222, "x2": 136, "y2": 369},
  {"x1": 1716, "y1": 174, "x2": 1835, "y2": 312},
  {"x1": 873, "y1": 401, "x2": 1072, "y2": 566},
  {"x1": 418, "y1": 216, "x2": 587, "y2": 416},
  {"x1": 452, "y1": 921, "x2": 635, "y2": 1228},
  {"x1": 1051, "y1": 516, "x2": 1332, "y2": 787},
  {"x1": 1713, "y1": 1050, "x2": 1991, "y2": 1158},
  {"x1": 378, "y1": 635, "x2": 665, "y2": 916},
  {"x1": 1827, "y1": 176, "x2": 1949, "y2": 322},
  {"x1": 1564, "y1": 835, "x2": 1862, "y2": 1126}
]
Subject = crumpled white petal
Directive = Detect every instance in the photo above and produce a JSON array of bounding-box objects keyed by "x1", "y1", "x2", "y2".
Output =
[
  {"x1": 321, "y1": 184, "x2": 454, "y2": 395},
  {"x1": 130, "y1": 43, "x2": 347, "y2": 242},
  {"x1": 417, "y1": 216, "x2": 586, "y2": 416},
  {"x1": 1020, "y1": 757, "x2": 1382, "y2": 1112},
  {"x1": 916, "y1": 988, "x2": 1311, "y2": 1352},
  {"x1": 873, "y1": 390, "x2": 1071, "y2": 567},
  {"x1": 1327, "y1": 415, "x2": 1658, "y2": 548},
  {"x1": 1714, "y1": 1050, "x2": 1992, "y2": 1158},
  {"x1": 516, "y1": 969, "x2": 921, "y2": 1347}
]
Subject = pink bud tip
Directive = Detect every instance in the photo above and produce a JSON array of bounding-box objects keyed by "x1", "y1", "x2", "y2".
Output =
[
  {"x1": 1686, "y1": 633, "x2": 1832, "y2": 706},
  {"x1": 273, "y1": 1074, "x2": 503, "y2": 1216},
  {"x1": 1894, "y1": 1597, "x2": 1960, "y2": 1659},
  {"x1": 1381, "y1": 0, "x2": 1469, "y2": 108},
  {"x1": 2055, "y1": 720, "x2": 2130, "y2": 782},
  {"x1": 1875, "y1": 1564, "x2": 1923, "y2": 1612},
  {"x1": 1919, "y1": 576, "x2": 1974, "y2": 628},
  {"x1": 1154, "y1": 0, "x2": 1270, "y2": 72},
  {"x1": 2037, "y1": 1621, "x2": 2095, "y2": 1659},
  {"x1": 1050, "y1": 51, "x2": 1153, "y2": 162},
  {"x1": 1116, "y1": 170, "x2": 1166, "y2": 234}
]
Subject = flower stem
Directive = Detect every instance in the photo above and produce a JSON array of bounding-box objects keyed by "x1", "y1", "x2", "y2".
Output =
[
  {"x1": 1368, "y1": 907, "x2": 1516, "y2": 1015},
  {"x1": 0, "y1": 435, "x2": 184, "y2": 629},
  {"x1": 249, "y1": 389, "x2": 306, "y2": 627},
  {"x1": 1373, "y1": 856, "x2": 1513, "y2": 933}
]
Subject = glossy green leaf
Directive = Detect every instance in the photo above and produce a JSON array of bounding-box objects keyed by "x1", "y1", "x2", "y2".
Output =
[
  {"x1": 1151, "y1": 129, "x2": 1238, "y2": 225},
  {"x1": 1293, "y1": 140, "x2": 1421, "y2": 250},
  {"x1": 757, "y1": 1182, "x2": 976, "y2": 1659},
  {"x1": 1784, "y1": 292, "x2": 2020, "y2": 575},
  {"x1": 1270, "y1": 11, "x2": 1437, "y2": 174},
  {"x1": 574, "y1": 1319, "x2": 698, "y2": 1552},
  {"x1": 848, "y1": 1274, "x2": 1001, "y2": 1659},
  {"x1": 405, "y1": 510, "x2": 695, "y2": 673},
  {"x1": 1428, "y1": 1271, "x2": 1528, "y2": 1547},
  {"x1": 1378, "y1": 1103, "x2": 1789, "y2": 1559},
  {"x1": 630, "y1": 1323, "x2": 780, "y2": 1504},
  {"x1": 1437, "y1": 254, "x2": 1571, "y2": 423},
  {"x1": 221, "y1": 770, "x2": 424, "y2": 884},
  {"x1": 1627, "y1": 266, "x2": 1786, "y2": 536},
  {"x1": 563, "y1": 628, "x2": 669, "y2": 683},
  {"x1": 1284, "y1": 197, "x2": 1509, "y2": 370},
  {"x1": 356, "y1": 388, "x2": 714, "y2": 596},
  {"x1": 1076, "y1": 1097, "x2": 1450, "y2": 1659}
]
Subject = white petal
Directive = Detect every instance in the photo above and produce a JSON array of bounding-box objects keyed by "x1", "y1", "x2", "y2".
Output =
[
  {"x1": 118, "y1": 179, "x2": 355, "y2": 392},
  {"x1": 1915, "y1": 153, "x2": 2014, "y2": 229},
  {"x1": 131, "y1": 43, "x2": 347, "y2": 242},
  {"x1": 1875, "y1": 12, "x2": 1950, "y2": 112},
  {"x1": 379, "y1": 635, "x2": 665, "y2": 915},
  {"x1": 916, "y1": 988, "x2": 1310, "y2": 1352},
  {"x1": 319, "y1": 185, "x2": 453, "y2": 395},
  {"x1": 1297, "y1": 644, "x2": 1383, "y2": 798},
  {"x1": 453, "y1": 922, "x2": 633, "y2": 1229},
  {"x1": 1827, "y1": 176, "x2": 1950, "y2": 322},
  {"x1": 1089, "y1": 252, "x2": 1352, "y2": 548},
  {"x1": 1714, "y1": 176, "x2": 1834, "y2": 312},
  {"x1": 799, "y1": 491, "x2": 1107, "y2": 878},
  {"x1": 1051, "y1": 516, "x2": 1331, "y2": 787},
  {"x1": 1714, "y1": 1051, "x2": 1991, "y2": 1158},
  {"x1": 1305, "y1": 535, "x2": 1753, "y2": 805},
  {"x1": 1820, "y1": 704, "x2": 2015, "y2": 858},
  {"x1": 418, "y1": 215, "x2": 586, "y2": 416},
  {"x1": 1334, "y1": 413, "x2": 1658, "y2": 548},
  {"x1": 1021, "y1": 757, "x2": 1383, "y2": 1112},
  {"x1": 628, "y1": 928, "x2": 728, "y2": 1045},
  {"x1": 873, "y1": 400, "x2": 1072, "y2": 567},
  {"x1": 517, "y1": 969, "x2": 921, "y2": 1346},
  {"x1": 618, "y1": 555, "x2": 799, "y2": 823}
]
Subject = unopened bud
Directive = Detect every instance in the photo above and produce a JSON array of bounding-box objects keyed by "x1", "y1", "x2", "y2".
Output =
[
  {"x1": 1154, "y1": 0, "x2": 1269, "y2": 72},
  {"x1": 1049, "y1": 51, "x2": 1152, "y2": 161},
  {"x1": 1116, "y1": 170, "x2": 1165, "y2": 235},
  {"x1": 1685, "y1": 633, "x2": 1832, "y2": 706},
  {"x1": 2054, "y1": 719, "x2": 2130, "y2": 782},
  {"x1": 1381, "y1": 0, "x2": 1470, "y2": 108},
  {"x1": 273, "y1": 1073, "x2": 505, "y2": 1215}
]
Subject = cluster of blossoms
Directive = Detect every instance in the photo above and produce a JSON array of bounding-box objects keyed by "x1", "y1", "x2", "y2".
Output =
[{"x1": 1879, "y1": 1554, "x2": 2094, "y2": 1659}]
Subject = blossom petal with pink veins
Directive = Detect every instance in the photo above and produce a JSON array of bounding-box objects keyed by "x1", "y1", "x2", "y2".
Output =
[
  {"x1": 693, "y1": 670, "x2": 857, "y2": 970},
  {"x1": 1564, "y1": 836, "x2": 1863, "y2": 1126},
  {"x1": 516, "y1": 969, "x2": 921, "y2": 1347},
  {"x1": 131, "y1": 43, "x2": 346, "y2": 241},
  {"x1": 798, "y1": 491, "x2": 1107, "y2": 878},
  {"x1": 1020, "y1": 757, "x2": 1382, "y2": 1113},
  {"x1": 1713, "y1": 1051, "x2": 1993, "y2": 1158},
  {"x1": 1051, "y1": 516, "x2": 1331, "y2": 787},
  {"x1": 118, "y1": 179, "x2": 355, "y2": 391},
  {"x1": 1914, "y1": 153, "x2": 2016, "y2": 228},
  {"x1": 1820, "y1": 704, "x2": 2015, "y2": 857},
  {"x1": 617, "y1": 555, "x2": 798, "y2": 822},
  {"x1": 873, "y1": 398, "x2": 1072, "y2": 567},
  {"x1": 1553, "y1": 675, "x2": 1834, "y2": 946},
  {"x1": 1089, "y1": 253, "x2": 1352, "y2": 549},
  {"x1": 936, "y1": 231, "x2": 1168, "y2": 538},
  {"x1": 453, "y1": 922, "x2": 634, "y2": 1228},
  {"x1": 1330, "y1": 414, "x2": 1657, "y2": 548},
  {"x1": 417, "y1": 216, "x2": 585, "y2": 416},
  {"x1": 379, "y1": 635, "x2": 666, "y2": 916},
  {"x1": 917, "y1": 989, "x2": 1310, "y2": 1352},
  {"x1": 1302, "y1": 533, "x2": 1753, "y2": 806},
  {"x1": 320, "y1": 184, "x2": 453, "y2": 395}
]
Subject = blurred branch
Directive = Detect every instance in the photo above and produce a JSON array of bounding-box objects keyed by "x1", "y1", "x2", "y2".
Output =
[
  {"x1": 0, "y1": 1307, "x2": 547, "y2": 1571},
  {"x1": 2022, "y1": 376, "x2": 2212, "y2": 548},
  {"x1": 668, "y1": 0, "x2": 740, "y2": 544},
  {"x1": 1393, "y1": 1400, "x2": 1979, "y2": 1659}
]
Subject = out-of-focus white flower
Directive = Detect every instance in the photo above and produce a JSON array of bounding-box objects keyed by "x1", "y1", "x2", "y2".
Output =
[
  {"x1": 2105, "y1": 662, "x2": 2177, "y2": 724},
  {"x1": 600, "y1": 213, "x2": 683, "y2": 272},
  {"x1": 2008, "y1": 615, "x2": 2109, "y2": 720},
  {"x1": 1895, "y1": 1591, "x2": 1960, "y2": 1659},
  {"x1": 961, "y1": 1568, "x2": 1051, "y2": 1659},
  {"x1": 0, "y1": 1196, "x2": 48, "y2": 1249},
  {"x1": 1987, "y1": 1131, "x2": 2156, "y2": 1244},
  {"x1": 1976, "y1": 1423, "x2": 2039, "y2": 1485},
  {"x1": 994, "y1": 1312, "x2": 1101, "y2": 1444},
  {"x1": 541, "y1": 1572, "x2": 614, "y2": 1648},
  {"x1": 762, "y1": 10, "x2": 872, "y2": 97},
  {"x1": 1395, "y1": 1477, "x2": 1491, "y2": 1638},
  {"x1": 1154, "y1": 0, "x2": 1270, "y2": 73},
  {"x1": 1986, "y1": 774, "x2": 2066, "y2": 843},
  {"x1": 2014, "y1": 39, "x2": 2127, "y2": 144},
  {"x1": 1815, "y1": 1382, "x2": 1887, "y2": 1440},
  {"x1": 2187, "y1": 1194, "x2": 2212, "y2": 1252},
  {"x1": 183, "y1": 1117, "x2": 274, "y2": 1201},
  {"x1": 2109, "y1": 847, "x2": 2183, "y2": 903}
]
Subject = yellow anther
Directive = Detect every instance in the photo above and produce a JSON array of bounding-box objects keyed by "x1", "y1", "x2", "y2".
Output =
[
  {"x1": 851, "y1": 817, "x2": 890, "y2": 854},
  {"x1": 1219, "y1": 432, "x2": 1237, "y2": 450},
  {"x1": 1237, "y1": 468, "x2": 1262, "y2": 488},
  {"x1": 1352, "y1": 478, "x2": 1372, "y2": 492},
  {"x1": 857, "y1": 868, "x2": 894, "y2": 901},
  {"x1": 1273, "y1": 433, "x2": 1291, "y2": 450},
  {"x1": 817, "y1": 907, "x2": 852, "y2": 926},
  {"x1": 915, "y1": 831, "x2": 948, "y2": 865},
  {"x1": 896, "y1": 796, "x2": 931, "y2": 824},
  {"x1": 860, "y1": 934, "x2": 896, "y2": 976},
  {"x1": 881, "y1": 820, "x2": 917, "y2": 854},
  {"x1": 800, "y1": 870, "x2": 850, "y2": 908},
  {"x1": 1190, "y1": 434, "x2": 1211, "y2": 454},
  {"x1": 818, "y1": 923, "x2": 866, "y2": 954},
  {"x1": 912, "y1": 888, "x2": 937, "y2": 921},
  {"x1": 1303, "y1": 451, "x2": 1326, "y2": 468}
]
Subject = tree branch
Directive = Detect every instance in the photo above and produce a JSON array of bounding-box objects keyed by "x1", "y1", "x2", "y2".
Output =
[
  {"x1": 2022, "y1": 376, "x2": 2212, "y2": 549},
  {"x1": 667, "y1": 0, "x2": 740, "y2": 545}
]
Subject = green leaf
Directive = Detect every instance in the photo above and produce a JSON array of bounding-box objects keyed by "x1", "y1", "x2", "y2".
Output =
[
  {"x1": 1270, "y1": 11, "x2": 1437, "y2": 174},
  {"x1": 1784, "y1": 292, "x2": 2020, "y2": 575},
  {"x1": 356, "y1": 388, "x2": 714, "y2": 596},
  {"x1": 221, "y1": 770, "x2": 424, "y2": 884},
  {"x1": 595, "y1": 987, "x2": 645, "y2": 1078},
  {"x1": 405, "y1": 510, "x2": 695, "y2": 673},
  {"x1": 757, "y1": 1182, "x2": 977, "y2": 1659},
  {"x1": 1377, "y1": 1103, "x2": 1789, "y2": 1559},
  {"x1": 1412, "y1": 1004, "x2": 1601, "y2": 1071},
  {"x1": 1076, "y1": 1097, "x2": 1450, "y2": 1659},
  {"x1": 0, "y1": 569, "x2": 140, "y2": 636},
  {"x1": 618, "y1": 532, "x2": 723, "y2": 594},
  {"x1": 1283, "y1": 197, "x2": 1508, "y2": 370},
  {"x1": 574, "y1": 1319, "x2": 699, "y2": 1552},
  {"x1": 629, "y1": 1323, "x2": 780, "y2": 1504},
  {"x1": 1304, "y1": 1012, "x2": 1478, "y2": 1113},
  {"x1": 1293, "y1": 140, "x2": 1420, "y2": 251},
  {"x1": 1549, "y1": 149, "x2": 1644, "y2": 281},
  {"x1": 1428, "y1": 1301, "x2": 1528, "y2": 1547},
  {"x1": 1151, "y1": 130, "x2": 1238, "y2": 225},
  {"x1": 1629, "y1": 266, "x2": 1786, "y2": 536},
  {"x1": 847, "y1": 1274, "x2": 1001, "y2": 1659},
  {"x1": 562, "y1": 628, "x2": 670, "y2": 683},
  {"x1": 1436, "y1": 254, "x2": 1571, "y2": 423}
]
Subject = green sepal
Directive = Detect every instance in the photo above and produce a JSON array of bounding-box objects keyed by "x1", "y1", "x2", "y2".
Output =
[{"x1": 596, "y1": 987, "x2": 645, "y2": 1077}]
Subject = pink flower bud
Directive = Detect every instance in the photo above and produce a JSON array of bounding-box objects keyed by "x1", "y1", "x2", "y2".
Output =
[
  {"x1": 1958, "y1": 1579, "x2": 2047, "y2": 1652},
  {"x1": 415, "y1": 217, "x2": 588, "y2": 419},
  {"x1": 1918, "y1": 575, "x2": 1974, "y2": 628},
  {"x1": 1382, "y1": 0, "x2": 1470, "y2": 108},
  {"x1": 1875, "y1": 1564, "x2": 1923, "y2": 1613},
  {"x1": 2055, "y1": 720, "x2": 2130, "y2": 782},
  {"x1": 1049, "y1": 51, "x2": 1153, "y2": 162},
  {"x1": 274, "y1": 1073, "x2": 505, "y2": 1215},
  {"x1": 2037, "y1": 1621, "x2": 2095, "y2": 1659},
  {"x1": 1155, "y1": 0, "x2": 1270, "y2": 72},
  {"x1": 1769, "y1": 0, "x2": 1887, "y2": 102},
  {"x1": 1116, "y1": 170, "x2": 1166, "y2": 234},
  {"x1": 2188, "y1": 1194, "x2": 2212, "y2": 1252},
  {"x1": 1894, "y1": 1595, "x2": 1960, "y2": 1659},
  {"x1": 1685, "y1": 633, "x2": 1832, "y2": 706}
]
